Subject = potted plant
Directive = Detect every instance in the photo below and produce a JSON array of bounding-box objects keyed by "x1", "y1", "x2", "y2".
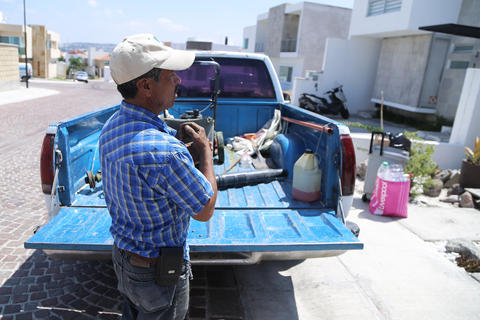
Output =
[{"x1": 460, "y1": 136, "x2": 480, "y2": 188}]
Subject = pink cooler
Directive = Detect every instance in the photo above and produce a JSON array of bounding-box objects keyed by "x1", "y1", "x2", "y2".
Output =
[{"x1": 369, "y1": 177, "x2": 410, "y2": 218}]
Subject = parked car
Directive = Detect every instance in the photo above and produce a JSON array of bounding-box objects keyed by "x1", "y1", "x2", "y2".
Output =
[
  {"x1": 19, "y1": 62, "x2": 32, "y2": 81},
  {"x1": 75, "y1": 71, "x2": 89, "y2": 83}
]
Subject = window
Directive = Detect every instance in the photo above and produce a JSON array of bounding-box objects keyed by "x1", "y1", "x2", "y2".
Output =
[
  {"x1": 0, "y1": 36, "x2": 25, "y2": 55},
  {"x1": 243, "y1": 38, "x2": 249, "y2": 50},
  {"x1": 453, "y1": 45, "x2": 474, "y2": 53},
  {"x1": 46, "y1": 40, "x2": 51, "y2": 49},
  {"x1": 175, "y1": 57, "x2": 275, "y2": 99},
  {"x1": 450, "y1": 61, "x2": 469, "y2": 69},
  {"x1": 279, "y1": 66, "x2": 293, "y2": 83},
  {"x1": 368, "y1": 0, "x2": 402, "y2": 16},
  {"x1": 0, "y1": 35, "x2": 21, "y2": 45}
]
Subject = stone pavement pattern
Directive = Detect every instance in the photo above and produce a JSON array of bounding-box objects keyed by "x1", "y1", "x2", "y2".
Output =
[
  {"x1": 0, "y1": 81, "x2": 245, "y2": 319},
  {"x1": 0, "y1": 81, "x2": 123, "y2": 319}
]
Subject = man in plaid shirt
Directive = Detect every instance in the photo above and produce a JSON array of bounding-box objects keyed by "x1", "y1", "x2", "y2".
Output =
[{"x1": 100, "y1": 34, "x2": 217, "y2": 320}]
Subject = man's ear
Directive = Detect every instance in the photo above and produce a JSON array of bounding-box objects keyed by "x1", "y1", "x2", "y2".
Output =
[{"x1": 136, "y1": 78, "x2": 152, "y2": 97}]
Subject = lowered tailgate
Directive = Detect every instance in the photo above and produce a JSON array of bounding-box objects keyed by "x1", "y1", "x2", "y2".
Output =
[
  {"x1": 25, "y1": 206, "x2": 361, "y2": 254},
  {"x1": 25, "y1": 180, "x2": 362, "y2": 258}
]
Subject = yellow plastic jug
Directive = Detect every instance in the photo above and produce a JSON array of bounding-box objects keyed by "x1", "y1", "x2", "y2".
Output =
[{"x1": 292, "y1": 149, "x2": 322, "y2": 202}]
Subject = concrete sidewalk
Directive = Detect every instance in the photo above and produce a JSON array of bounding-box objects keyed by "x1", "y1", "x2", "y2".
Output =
[
  {"x1": 29, "y1": 78, "x2": 106, "y2": 85},
  {"x1": 235, "y1": 193, "x2": 480, "y2": 320},
  {"x1": 0, "y1": 78, "x2": 108, "y2": 107},
  {"x1": 0, "y1": 86, "x2": 58, "y2": 106}
]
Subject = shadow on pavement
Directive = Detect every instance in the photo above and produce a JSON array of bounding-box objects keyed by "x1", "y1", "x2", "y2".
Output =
[
  {"x1": 352, "y1": 197, "x2": 404, "y2": 223},
  {"x1": 1, "y1": 250, "x2": 250, "y2": 319},
  {"x1": 234, "y1": 260, "x2": 302, "y2": 320}
]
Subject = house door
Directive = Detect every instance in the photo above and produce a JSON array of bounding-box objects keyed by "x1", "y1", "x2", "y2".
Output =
[{"x1": 419, "y1": 37, "x2": 450, "y2": 109}]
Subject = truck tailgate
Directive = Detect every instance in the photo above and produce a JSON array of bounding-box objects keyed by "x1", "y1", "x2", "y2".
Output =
[{"x1": 25, "y1": 207, "x2": 361, "y2": 252}]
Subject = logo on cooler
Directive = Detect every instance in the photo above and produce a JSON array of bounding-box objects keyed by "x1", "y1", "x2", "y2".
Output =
[
  {"x1": 371, "y1": 178, "x2": 388, "y2": 215},
  {"x1": 378, "y1": 180, "x2": 388, "y2": 211}
]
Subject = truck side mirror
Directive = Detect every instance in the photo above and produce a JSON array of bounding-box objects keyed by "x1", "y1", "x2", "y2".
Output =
[{"x1": 283, "y1": 92, "x2": 291, "y2": 103}]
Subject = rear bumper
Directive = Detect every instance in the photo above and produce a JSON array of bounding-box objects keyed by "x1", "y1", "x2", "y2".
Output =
[{"x1": 41, "y1": 249, "x2": 351, "y2": 265}]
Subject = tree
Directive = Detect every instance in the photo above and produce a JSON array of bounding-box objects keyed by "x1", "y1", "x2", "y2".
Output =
[{"x1": 67, "y1": 57, "x2": 86, "y2": 77}]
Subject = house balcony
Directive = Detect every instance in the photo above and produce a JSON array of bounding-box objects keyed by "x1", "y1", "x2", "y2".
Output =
[{"x1": 281, "y1": 38, "x2": 297, "y2": 53}]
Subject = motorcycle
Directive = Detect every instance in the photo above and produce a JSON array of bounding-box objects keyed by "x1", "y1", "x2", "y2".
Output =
[{"x1": 299, "y1": 85, "x2": 350, "y2": 119}]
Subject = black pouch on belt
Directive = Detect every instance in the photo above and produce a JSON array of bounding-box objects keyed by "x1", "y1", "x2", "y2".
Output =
[{"x1": 155, "y1": 247, "x2": 184, "y2": 286}]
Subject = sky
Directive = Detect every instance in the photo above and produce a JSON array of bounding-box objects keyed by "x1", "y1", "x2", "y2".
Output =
[{"x1": 0, "y1": 0, "x2": 353, "y2": 46}]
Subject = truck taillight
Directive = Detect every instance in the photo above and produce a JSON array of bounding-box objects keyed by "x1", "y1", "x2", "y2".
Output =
[
  {"x1": 40, "y1": 134, "x2": 55, "y2": 194},
  {"x1": 340, "y1": 134, "x2": 356, "y2": 196}
]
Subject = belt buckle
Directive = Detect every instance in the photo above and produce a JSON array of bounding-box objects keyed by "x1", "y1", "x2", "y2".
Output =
[{"x1": 129, "y1": 254, "x2": 152, "y2": 268}]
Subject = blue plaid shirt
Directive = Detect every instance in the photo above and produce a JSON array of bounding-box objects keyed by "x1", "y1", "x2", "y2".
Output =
[{"x1": 99, "y1": 101, "x2": 214, "y2": 259}]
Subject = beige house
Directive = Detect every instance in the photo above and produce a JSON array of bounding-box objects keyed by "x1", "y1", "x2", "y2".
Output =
[
  {"x1": 0, "y1": 43, "x2": 20, "y2": 91},
  {"x1": 0, "y1": 23, "x2": 61, "y2": 79},
  {"x1": 31, "y1": 25, "x2": 61, "y2": 78},
  {"x1": 0, "y1": 24, "x2": 32, "y2": 62}
]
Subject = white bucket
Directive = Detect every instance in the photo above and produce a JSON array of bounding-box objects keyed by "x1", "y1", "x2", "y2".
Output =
[{"x1": 292, "y1": 149, "x2": 322, "y2": 202}]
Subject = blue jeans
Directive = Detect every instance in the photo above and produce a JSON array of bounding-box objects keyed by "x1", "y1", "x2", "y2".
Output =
[{"x1": 112, "y1": 245, "x2": 190, "y2": 320}]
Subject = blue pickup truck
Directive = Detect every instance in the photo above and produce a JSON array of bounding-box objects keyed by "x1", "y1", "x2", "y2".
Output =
[{"x1": 26, "y1": 52, "x2": 362, "y2": 264}]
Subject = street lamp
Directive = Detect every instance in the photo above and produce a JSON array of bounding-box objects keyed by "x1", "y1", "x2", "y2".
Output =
[{"x1": 23, "y1": 0, "x2": 28, "y2": 88}]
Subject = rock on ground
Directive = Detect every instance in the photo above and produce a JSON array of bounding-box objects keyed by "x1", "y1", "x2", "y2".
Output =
[
  {"x1": 460, "y1": 192, "x2": 475, "y2": 208},
  {"x1": 423, "y1": 179, "x2": 443, "y2": 197},
  {"x1": 448, "y1": 183, "x2": 464, "y2": 196},
  {"x1": 445, "y1": 170, "x2": 461, "y2": 188}
]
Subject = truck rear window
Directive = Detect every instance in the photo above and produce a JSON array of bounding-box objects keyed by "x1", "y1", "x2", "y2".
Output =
[{"x1": 175, "y1": 57, "x2": 275, "y2": 99}]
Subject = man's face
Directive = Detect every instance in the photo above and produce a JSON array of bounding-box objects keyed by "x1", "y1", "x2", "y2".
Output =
[{"x1": 151, "y1": 69, "x2": 181, "y2": 111}]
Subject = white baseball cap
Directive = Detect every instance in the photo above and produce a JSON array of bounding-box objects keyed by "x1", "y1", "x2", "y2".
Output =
[{"x1": 110, "y1": 33, "x2": 195, "y2": 85}]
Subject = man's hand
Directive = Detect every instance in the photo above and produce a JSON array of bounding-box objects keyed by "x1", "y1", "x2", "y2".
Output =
[{"x1": 179, "y1": 122, "x2": 211, "y2": 161}]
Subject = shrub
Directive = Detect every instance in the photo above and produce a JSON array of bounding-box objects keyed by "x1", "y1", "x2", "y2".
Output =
[{"x1": 403, "y1": 131, "x2": 437, "y2": 197}]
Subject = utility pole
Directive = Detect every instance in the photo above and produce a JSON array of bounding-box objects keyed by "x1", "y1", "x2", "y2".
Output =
[{"x1": 23, "y1": 0, "x2": 28, "y2": 88}]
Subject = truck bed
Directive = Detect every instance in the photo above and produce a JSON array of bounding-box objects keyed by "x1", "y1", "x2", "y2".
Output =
[
  {"x1": 72, "y1": 149, "x2": 324, "y2": 210},
  {"x1": 26, "y1": 149, "x2": 361, "y2": 259}
]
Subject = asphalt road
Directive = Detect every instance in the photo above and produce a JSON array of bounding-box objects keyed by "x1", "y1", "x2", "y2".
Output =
[{"x1": 1, "y1": 80, "x2": 479, "y2": 319}]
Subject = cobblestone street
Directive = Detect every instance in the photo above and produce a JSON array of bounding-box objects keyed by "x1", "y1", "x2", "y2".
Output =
[{"x1": 0, "y1": 81, "x2": 244, "y2": 319}]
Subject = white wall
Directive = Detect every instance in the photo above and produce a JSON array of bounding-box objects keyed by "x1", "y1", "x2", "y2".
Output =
[
  {"x1": 47, "y1": 63, "x2": 57, "y2": 79},
  {"x1": 349, "y1": 0, "x2": 413, "y2": 37},
  {"x1": 291, "y1": 37, "x2": 381, "y2": 114},
  {"x1": 349, "y1": 0, "x2": 461, "y2": 38},
  {"x1": 409, "y1": 0, "x2": 462, "y2": 31},
  {"x1": 104, "y1": 66, "x2": 111, "y2": 82},
  {"x1": 87, "y1": 48, "x2": 108, "y2": 67},
  {"x1": 352, "y1": 133, "x2": 465, "y2": 169},
  {"x1": 243, "y1": 25, "x2": 256, "y2": 52},
  {"x1": 291, "y1": 76, "x2": 315, "y2": 106},
  {"x1": 450, "y1": 68, "x2": 480, "y2": 151},
  {"x1": 57, "y1": 61, "x2": 66, "y2": 78},
  {"x1": 271, "y1": 57, "x2": 304, "y2": 91}
]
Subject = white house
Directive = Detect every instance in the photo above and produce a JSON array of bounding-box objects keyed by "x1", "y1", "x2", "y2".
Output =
[
  {"x1": 290, "y1": 0, "x2": 480, "y2": 169},
  {"x1": 292, "y1": 0, "x2": 480, "y2": 119},
  {"x1": 243, "y1": 2, "x2": 351, "y2": 90}
]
